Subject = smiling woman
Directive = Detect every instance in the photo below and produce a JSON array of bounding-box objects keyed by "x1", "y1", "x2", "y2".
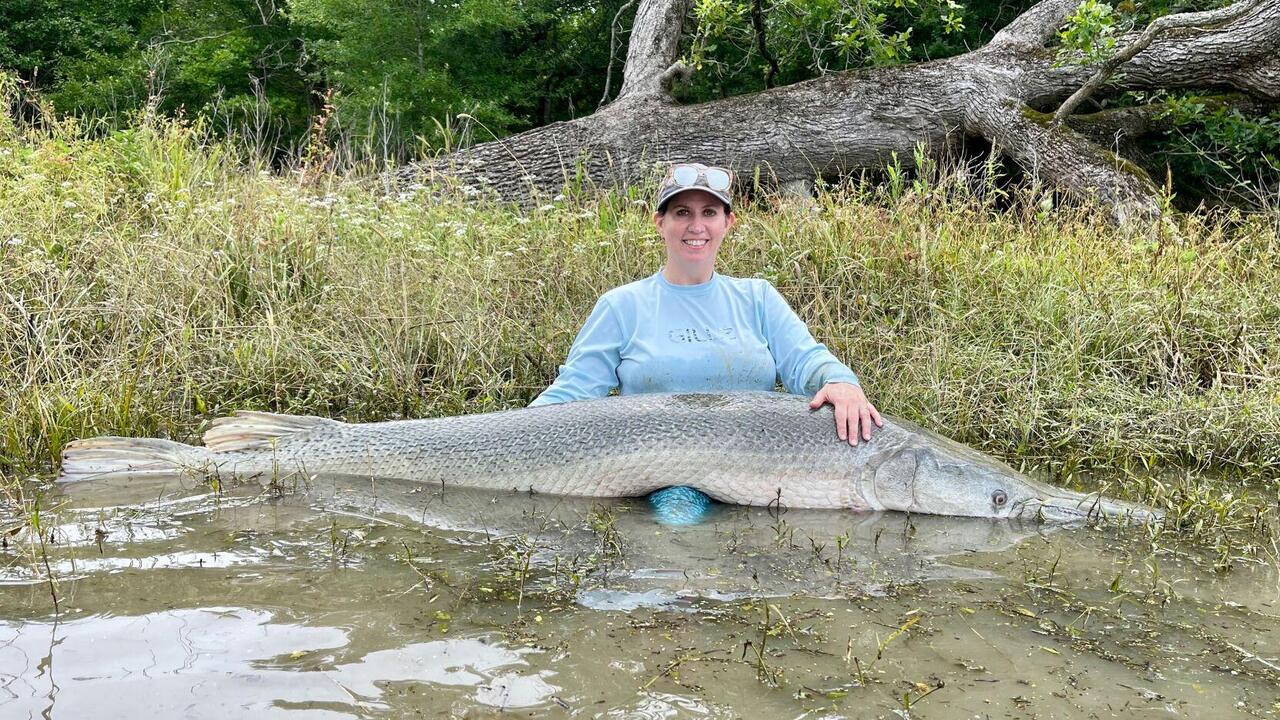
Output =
[{"x1": 529, "y1": 162, "x2": 882, "y2": 447}]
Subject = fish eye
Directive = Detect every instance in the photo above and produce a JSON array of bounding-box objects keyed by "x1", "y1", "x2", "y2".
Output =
[{"x1": 992, "y1": 490, "x2": 1008, "y2": 507}]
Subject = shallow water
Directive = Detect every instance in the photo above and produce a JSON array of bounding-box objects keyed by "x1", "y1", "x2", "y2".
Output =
[{"x1": 1, "y1": 474, "x2": 1277, "y2": 719}]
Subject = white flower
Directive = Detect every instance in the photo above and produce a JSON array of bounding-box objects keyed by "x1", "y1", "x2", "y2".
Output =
[
  {"x1": 62, "y1": 200, "x2": 77, "y2": 209},
  {"x1": 5, "y1": 237, "x2": 22, "y2": 246}
]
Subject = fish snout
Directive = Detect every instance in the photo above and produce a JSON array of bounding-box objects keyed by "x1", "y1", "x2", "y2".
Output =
[{"x1": 1021, "y1": 492, "x2": 1164, "y2": 525}]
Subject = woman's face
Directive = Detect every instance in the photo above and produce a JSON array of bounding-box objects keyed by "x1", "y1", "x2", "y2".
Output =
[{"x1": 655, "y1": 190, "x2": 735, "y2": 278}]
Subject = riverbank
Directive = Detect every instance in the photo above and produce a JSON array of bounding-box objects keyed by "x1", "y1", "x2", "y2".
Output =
[{"x1": 1, "y1": 110, "x2": 1277, "y2": 545}]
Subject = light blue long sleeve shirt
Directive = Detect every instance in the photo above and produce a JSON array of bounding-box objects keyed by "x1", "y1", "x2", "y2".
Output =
[{"x1": 530, "y1": 270, "x2": 859, "y2": 407}]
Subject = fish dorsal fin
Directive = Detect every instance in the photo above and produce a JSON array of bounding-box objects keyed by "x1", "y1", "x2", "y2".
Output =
[{"x1": 203, "y1": 411, "x2": 336, "y2": 452}]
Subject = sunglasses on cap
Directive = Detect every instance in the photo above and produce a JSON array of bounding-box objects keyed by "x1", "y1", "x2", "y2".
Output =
[{"x1": 668, "y1": 164, "x2": 732, "y2": 191}]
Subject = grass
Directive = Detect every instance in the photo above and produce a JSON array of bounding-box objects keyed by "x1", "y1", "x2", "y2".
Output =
[{"x1": 1, "y1": 79, "x2": 1278, "y2": 546}]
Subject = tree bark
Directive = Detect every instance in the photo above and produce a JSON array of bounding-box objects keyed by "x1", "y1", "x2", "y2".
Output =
[{"x1": 408, "y1": 0, "x2": 1280, "y2": 225}]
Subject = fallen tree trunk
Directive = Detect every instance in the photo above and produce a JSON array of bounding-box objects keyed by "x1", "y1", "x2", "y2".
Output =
[{"x1": 405, "y1": 0, "x2": 1279, "y2": 225}]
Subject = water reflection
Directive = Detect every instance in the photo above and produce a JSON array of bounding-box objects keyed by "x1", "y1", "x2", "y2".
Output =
[
  {"x1": 0, "y1": 607, "x2": 559, "y2": 719},
  {"x1": 325, "y1": 638, "x2": 557, "y2": 708},
  {"x1": 305, "y1": 476, "x2": 1059, "y2": 606}
]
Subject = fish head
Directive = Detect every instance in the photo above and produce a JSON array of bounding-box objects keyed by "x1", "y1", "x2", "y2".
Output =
[{"x1": 865, "y1": 434, "x2": 1162, "y2": 524}]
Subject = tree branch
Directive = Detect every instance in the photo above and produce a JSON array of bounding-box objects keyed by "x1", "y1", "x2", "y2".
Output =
[
  {"x1": 599, "y1": 0, "x2": 638, "y2": 108},
  {"x1": 1064, "y1": 93, "x2": 1274, "y2": 147},
  {"x1": 1053, "y1": 0, "x2": 1267, "y2": 125},
  {"x1": 1112, "y1": 0, "x2": 1280, "y2": 98},
  {"x1": 1233, "y1": 56, "x2": 1280, "y2": 101},
  {"x1": 659, "y1": 61, "x2": 694, "y2": 93},
  {"x1": 751, "y1": 0, "x2": 781, "y2": 89},
  {"x1": 1021, "y1": 2, "x2": 1280, "y2": 106},
  {"x1": 616, "y1": 0, "x2": 694, "y2": 102},
  {"x1": 967, "y1": 96, "x2": 1163, "y2": 226},
  {"x1": 987, "y1": 0, "x2": 1083, "y2": 50}
]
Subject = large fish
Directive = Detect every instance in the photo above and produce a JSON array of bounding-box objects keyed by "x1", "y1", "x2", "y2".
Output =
[{"x1": 59, "y1": 391, "x2": 1160, "y2": 523}]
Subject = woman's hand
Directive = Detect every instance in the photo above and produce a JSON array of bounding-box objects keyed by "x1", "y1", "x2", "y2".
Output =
[{"x1": 809, "y1": 382, "x2": 883, "y2": 446}]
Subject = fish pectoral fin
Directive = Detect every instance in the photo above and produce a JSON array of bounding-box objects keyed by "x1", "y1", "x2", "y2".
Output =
[{"x1": 203, "y1": 411, "x2": 338, "y2": 452}]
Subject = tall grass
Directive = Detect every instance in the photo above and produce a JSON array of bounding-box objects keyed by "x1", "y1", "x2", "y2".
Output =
[{"x1": 1, "y1": 80, "x2": 1277, "y2": 533}]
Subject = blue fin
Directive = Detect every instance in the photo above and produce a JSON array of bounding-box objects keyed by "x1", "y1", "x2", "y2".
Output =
[{"x1": 647, "y1": 486, "x2": 717, "y2": 526}]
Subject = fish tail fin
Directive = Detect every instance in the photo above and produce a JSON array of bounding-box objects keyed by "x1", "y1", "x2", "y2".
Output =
[
  {"x1": 58, "y1": 437, "x2": 213, "y2": 482},
  {"x1": 203, "y1": 411, "x2": 336, "y2": 452}
]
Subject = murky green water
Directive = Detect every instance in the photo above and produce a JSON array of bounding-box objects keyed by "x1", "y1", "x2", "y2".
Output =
[{"x1": 2, "y1": 474, "x2": 1278, "y2": 718}]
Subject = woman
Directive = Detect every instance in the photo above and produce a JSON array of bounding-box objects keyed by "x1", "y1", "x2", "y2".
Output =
[{"x1": 531, "y1": 162, "x2": 882, "y2": 445}]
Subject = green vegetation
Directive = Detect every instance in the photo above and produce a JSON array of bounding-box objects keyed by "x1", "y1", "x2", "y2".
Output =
[{"x1": 1, "y1": 89, "x2": 1277, "y2": 539}]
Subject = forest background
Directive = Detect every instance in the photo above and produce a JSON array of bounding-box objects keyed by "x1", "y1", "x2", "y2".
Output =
[{"x1": 2, "y1": 0, "x2": 1277, "y2": 206}]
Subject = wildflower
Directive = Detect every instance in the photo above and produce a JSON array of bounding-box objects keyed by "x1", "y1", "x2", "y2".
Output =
[{"x1": 62, "y1": 200, "x2": 77, "y2": 209}]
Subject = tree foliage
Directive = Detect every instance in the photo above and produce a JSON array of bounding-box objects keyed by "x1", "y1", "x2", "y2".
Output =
[{"x1": 288, "y1": 0, "x2": 631, "y2": 148}]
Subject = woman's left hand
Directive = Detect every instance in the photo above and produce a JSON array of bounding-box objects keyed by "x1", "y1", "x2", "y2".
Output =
[{"x1": 809, "y1": 382, "x2": 883, "y2": 446}]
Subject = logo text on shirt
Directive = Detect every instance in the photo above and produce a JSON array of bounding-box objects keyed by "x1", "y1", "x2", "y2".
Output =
[{"x1": 668, "y1": 327, "x2": 739, "y2": 343}]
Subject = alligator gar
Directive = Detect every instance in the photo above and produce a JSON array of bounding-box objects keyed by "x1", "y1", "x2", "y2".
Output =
[{"x1": 59, "y1": 391, "x2": 1160, "y2": 522}]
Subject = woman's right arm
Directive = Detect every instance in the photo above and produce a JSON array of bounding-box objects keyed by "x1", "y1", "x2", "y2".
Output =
[{"x1": 528, "y1": 297, "x2": 625, "y2": 407}]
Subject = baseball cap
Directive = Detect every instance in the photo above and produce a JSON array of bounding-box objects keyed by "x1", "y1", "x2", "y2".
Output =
[{"x1": 655, "y1": 163, "x2": 733, "y2": 213}]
